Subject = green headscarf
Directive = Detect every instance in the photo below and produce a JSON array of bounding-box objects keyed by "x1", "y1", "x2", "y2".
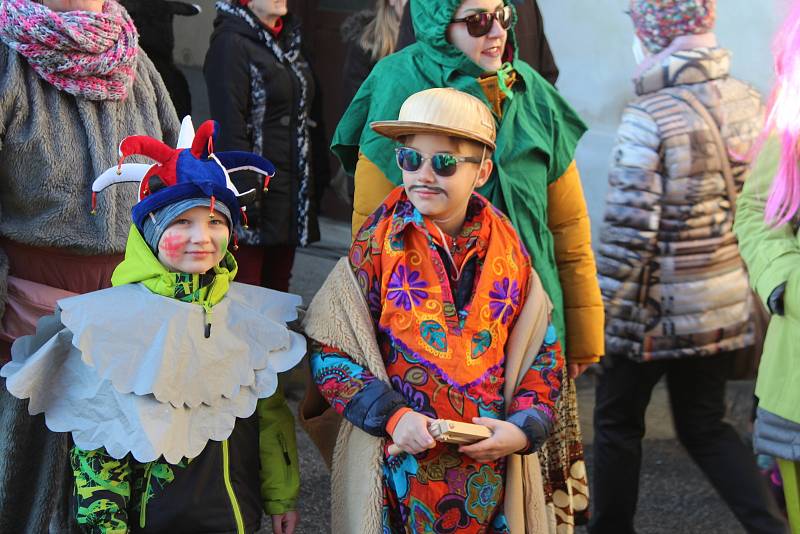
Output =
[{"x1": 332, "y1": 0, "x2": 587, "y2": 342}]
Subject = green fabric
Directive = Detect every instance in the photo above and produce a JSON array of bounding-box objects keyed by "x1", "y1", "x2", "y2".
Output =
[
  {"x1": 132, "y1": 457, "x2": 190, "y2": 528},
  {"x1": 71, "y1": 447, "x2": 132, "y2": 534},
  {"x1": 71, "y1": 445, "x2": 193, "y2": 532},
  {"x1": 734, "y1": 137, "x2": 800, "y2": 423},
  {"x1": 331, "y1": 0, "x2": 587, "y2": 341},
  {"x1": 777, "y1": 459, "x2": 800, "y2": 531},
  {"x1": 495, "y1": 62, "x2": 515, "y2": 100},
  {"x1": 257, "y1": 386, "x2": 300, "y2": 514}
]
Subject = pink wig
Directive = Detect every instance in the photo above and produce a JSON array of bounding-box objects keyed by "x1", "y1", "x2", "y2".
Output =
[{"x1": 763, "y1": 0, "x2": 800, "y2": 225}]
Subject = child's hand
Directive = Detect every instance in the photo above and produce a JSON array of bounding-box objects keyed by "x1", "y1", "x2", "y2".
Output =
[
  {"x1": 271, "y1": 510, "x2": 299, "y2": 534},
  {"x1": 458, "y1": 417, "x2": 528, "y2": 462},
  {"x1": 390, "y1": 411, "x2": 436, "y2": 454}
]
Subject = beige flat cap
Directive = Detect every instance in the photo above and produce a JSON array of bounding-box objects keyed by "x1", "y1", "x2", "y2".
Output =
[{"x1": 370, "y1": 87, "x2": 496, "y2": 150}]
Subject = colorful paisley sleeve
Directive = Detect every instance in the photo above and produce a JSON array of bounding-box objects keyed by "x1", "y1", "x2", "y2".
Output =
[
  {"x1": 310, "y1": 341, "x2": 409, "y2": 437},
  {"x1": 506, "y1": 323, "x2": 564, "y2": 454},
  {"x1": 70, "y1": 446, "x2": 132, "y2": 534}
]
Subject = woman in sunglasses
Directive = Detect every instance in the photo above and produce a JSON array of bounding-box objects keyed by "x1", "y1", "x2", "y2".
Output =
[
  {"x1": 330, "y1": 0, "x2": 600, "y2": 529},
  {"x1": 395, "y1": 0, "x2": 560, "y2": 85}
]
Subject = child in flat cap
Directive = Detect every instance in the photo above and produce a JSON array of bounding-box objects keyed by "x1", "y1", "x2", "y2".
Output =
[
  {"x1": 1, "y1": 119, "x2": 305, "y2": 534},
  {"x1": 302, "y1": 87, "x2": 562, "y2": 533}
]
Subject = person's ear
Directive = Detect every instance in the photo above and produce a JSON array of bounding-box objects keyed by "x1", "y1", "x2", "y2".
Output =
[{"x1": 474, "y1": 158, "x2": 493, "y2": 188}]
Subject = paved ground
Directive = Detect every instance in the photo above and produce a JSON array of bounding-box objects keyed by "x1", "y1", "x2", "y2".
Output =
[{"x1": 280, "y1": 218, "x2": 765, "y2": 534}]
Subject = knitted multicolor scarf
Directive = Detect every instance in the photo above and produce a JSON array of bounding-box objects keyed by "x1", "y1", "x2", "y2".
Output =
[{"x1": 0, "y1": 0, "x2": 138, "y2": 101}]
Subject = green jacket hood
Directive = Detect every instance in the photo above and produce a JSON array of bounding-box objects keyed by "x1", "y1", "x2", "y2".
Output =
[
  {"x1": 411, "y1": 0, "x2": 518, "y2": 77},
  {"x1": 111, "y1": 225, "x2": 237, "y2": 307}
]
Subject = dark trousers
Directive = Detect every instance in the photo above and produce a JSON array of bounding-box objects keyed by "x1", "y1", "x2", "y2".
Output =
[
  {"x1": 589, "y1": 353, "x2": 788, "y2": 534},
  {"x1": 233, "y1": 244, "x2": 296, "y2": 292}
]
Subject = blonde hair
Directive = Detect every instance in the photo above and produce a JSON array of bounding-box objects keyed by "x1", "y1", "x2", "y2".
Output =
[
  {"x1": 360, "y1": 0, "x2": 402, "y2": 62},
  {"x1": 398, "y1": 135, "x2": 493, "y2": 159},
  {"x1": 452, "y1": 137, "x2": 492, "y2": 159}
]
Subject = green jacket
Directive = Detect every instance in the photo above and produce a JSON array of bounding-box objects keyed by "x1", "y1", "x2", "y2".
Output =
[
  {"x1": 72, "y1": 227, "x2": 300, "y2": 533},
  {"x1": 331, "y1": 0, "x2": 586, "y2": 342},
  {"x1": 734, "y1": 138, "x2": 800, "y2": 424}
]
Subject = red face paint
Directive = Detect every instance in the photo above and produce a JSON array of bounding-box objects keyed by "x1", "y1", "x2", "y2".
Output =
[
  {"x1": 155, "y1": 206, "x2": 229, "y2": 274},
  {"x1": 159, "y1": 232, "x2": 189, "y2": 261}
]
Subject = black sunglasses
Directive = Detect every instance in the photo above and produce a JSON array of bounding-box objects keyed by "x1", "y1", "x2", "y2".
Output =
[
  {"x1": 395, "y1": 147, "x2": 482, "y2": 178},
  {"x1": 451, "y1": 5, "x2": 512, "y2": 38}
]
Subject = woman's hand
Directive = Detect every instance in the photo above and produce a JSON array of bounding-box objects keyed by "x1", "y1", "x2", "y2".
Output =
[
  {"x1": 271, "y1": 510, "x2": 299, "y2": 534},
  {"x1": 390, "y1": 411, "x2": 436, "y2": 455},
  {"x1": 568, "y1": 363, "x2": 592, "y2": 379},
  {"x1": 458, "y1": 417, "x2": 528, "y2": 462}
]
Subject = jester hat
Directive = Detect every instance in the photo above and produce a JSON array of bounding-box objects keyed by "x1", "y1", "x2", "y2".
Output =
[{"x1": 92, "y1": 117, "x2": 276, "y2": 233}]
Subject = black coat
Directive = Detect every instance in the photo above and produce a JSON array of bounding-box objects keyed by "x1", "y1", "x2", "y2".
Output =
[
  {"x1": 205, "y1": 9, "x2": 324, "y2": 247},
  {"x1": 120, "y1": 0, "x2": 198, "y2": 118},
  {"x1": 130, "y1": 415, "x2": 266, "y2": 533},
  {"x1": 69, "y1": 412, "x2": 280, "y2": 533},
  {"x1": 341, "y1": 10, "x2": 376, "y2": 110}
]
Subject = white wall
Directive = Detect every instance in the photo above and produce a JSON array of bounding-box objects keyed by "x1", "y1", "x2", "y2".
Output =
[{"x1": 539, "y1": 0, "x2": 787, "y2": 238}]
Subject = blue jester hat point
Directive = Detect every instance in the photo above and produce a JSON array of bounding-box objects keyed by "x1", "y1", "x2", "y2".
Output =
[{"x1": 91, "y1": 117, "x2": 277, "y2": 237}]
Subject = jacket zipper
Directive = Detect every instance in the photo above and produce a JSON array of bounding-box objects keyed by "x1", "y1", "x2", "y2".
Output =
[
  {"x1": 637, "y1": 262, "x2": 652, "y2": 308},
  {"x1": 432, "y1": 222, "x2": 477, "y2": 281},
  {"x1": 222, "y1": 439, "x2": 245, "y2": 534}
]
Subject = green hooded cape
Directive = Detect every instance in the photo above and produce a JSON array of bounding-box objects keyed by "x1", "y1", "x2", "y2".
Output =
[{"x1": 332, "y1": 0, "x2": 587, "y2": 341}]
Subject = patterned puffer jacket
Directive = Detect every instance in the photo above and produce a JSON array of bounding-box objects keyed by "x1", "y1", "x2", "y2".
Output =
[{"x1": 597, "y1": 47, "x2": 764, "y2": 361}]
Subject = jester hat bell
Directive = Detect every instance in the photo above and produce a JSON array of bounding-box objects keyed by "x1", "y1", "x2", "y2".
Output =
[{"x1": 92, "y1": 118, "x2": 276, "y2": 233}]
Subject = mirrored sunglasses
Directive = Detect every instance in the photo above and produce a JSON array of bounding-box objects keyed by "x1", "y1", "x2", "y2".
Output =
[
  {"x1": 395, "y1": 147, "x2": 482, "y2": 178},
  {"x1": 451, "y1": 5, "x2": 512, "y2": 38}
]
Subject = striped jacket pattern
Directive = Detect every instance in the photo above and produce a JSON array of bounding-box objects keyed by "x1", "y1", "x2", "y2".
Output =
[{"x1": 598, "y1": 47, "x2": 764, "y2": 361}]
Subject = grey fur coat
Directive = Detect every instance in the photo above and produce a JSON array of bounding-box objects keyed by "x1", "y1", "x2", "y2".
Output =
[
  {"x1": 0, "y1": 44, "x2": 180, "y2": 319},
  {"x1": 0, "y1": 43, "x2": 179, "y2": 534}
]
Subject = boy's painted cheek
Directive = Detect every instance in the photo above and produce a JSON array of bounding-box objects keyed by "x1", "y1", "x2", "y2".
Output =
[
  {"x1": 159, "y1": 232, "x2": 188, "y2": 260},
  {"x1": 217, "y1": 236, "x2": 229, "y2": 254}
]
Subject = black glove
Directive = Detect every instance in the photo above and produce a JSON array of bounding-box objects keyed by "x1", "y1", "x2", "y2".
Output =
[{"x1": 768, "y1": 282, "x2": 787, "y2": 316}]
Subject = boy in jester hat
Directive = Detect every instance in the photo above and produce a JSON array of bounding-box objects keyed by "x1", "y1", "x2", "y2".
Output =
[
  {"x1": 302, "y1": 88, "x2": 563, "y2": 533},
  {"x1": 1, "y1": 118, "x2": 305, "y2": 534}
]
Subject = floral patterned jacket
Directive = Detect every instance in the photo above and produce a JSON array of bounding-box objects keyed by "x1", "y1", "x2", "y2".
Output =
[{"x1": 310, "y1": 187, "x2": 563, "y2": 453}]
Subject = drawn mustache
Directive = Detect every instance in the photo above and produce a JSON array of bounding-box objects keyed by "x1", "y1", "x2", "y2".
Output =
[{"x1": 410, "y1": 185, "x2": 447, "y2": 196}]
